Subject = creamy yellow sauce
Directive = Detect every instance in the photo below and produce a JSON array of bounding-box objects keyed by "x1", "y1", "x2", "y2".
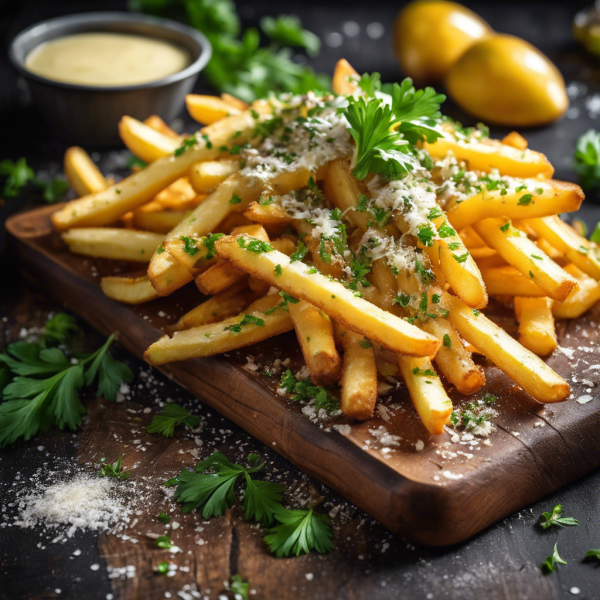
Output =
[{"x1": 25, "y1": 32, "x2": 191, "y2": 86}]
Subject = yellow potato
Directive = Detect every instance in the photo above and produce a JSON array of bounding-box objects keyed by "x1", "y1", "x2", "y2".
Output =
[
  {"x1": 119, "y1": 116, "x2": 180, "y2": 163},
  {"x1": 446, "y1": 34, "x2": 568, "y2": 126},
  {"x1": 393, "y1": 0, "x2": 491, "y2": 83}
]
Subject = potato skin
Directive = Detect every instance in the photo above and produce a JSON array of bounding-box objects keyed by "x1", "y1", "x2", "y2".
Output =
[
  {"x1": 446, "y1": 34, "x2": 568, "y2": 126},
  {"x1": 393, "y1": 0, "x2": 491, "y2": 83}
]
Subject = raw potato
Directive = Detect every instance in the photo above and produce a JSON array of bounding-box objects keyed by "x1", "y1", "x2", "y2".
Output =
[{"x1": 214, "y1": 234, "x2": 441, "y2": 358}]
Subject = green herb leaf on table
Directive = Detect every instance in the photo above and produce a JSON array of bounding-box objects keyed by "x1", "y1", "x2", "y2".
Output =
[
  {"x1": 147, "y1": 403, "x2": 200, "y2": 437},
  {"x1": 98, "y1": 454, "x2": 130, "y2": 480},
  {"x1": 169, "y1": 452, "x2": 264, "y2": 519},
  {"x1": 280, "y1": 369, "x2": 339, "y2": 412},
  {"x1": 230, "y1": 574, "x2": 249, "y2": 600},
  {"x1": 157, "y1": 512, "x2": 171, "y2": 524},
  {"x1": 243, "y1": 473, "x2": 286, "y2": 525},
  {"x1": 264, "y1": 506, "x2": 334, "y2": 558},
  {"x1": 41, "y1": 313, "x2": 79, "y2": 347},
  {"x1": 574, "y1": 129, "x2": 600, "y2": 190},
  {"x1": 0, "y1": 157, "x2": 35, "y2": 197},
  {"x1": 36, "y1": 177, "x2": 70, "y2": 204},
  {"x1": 584, "y1": 549, "x2": 600, "y2": 562},
  {"x1": 0, "y1": 321, "x2": 132, "y2": 448},
  {"x1": 539, "y1": 503, "x2": 580, "y2": 529},
  {"x1": 156, "y1": 535, "x2": 172, "y2": 549},
  {"x1": 542, "y1": 542, "x2": 567, "y2": 574}
]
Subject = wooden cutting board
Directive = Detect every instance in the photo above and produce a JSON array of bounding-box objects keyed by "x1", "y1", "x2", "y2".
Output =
[{"x1": 6, "y1": 204, "x2": 600, "y2": 547}]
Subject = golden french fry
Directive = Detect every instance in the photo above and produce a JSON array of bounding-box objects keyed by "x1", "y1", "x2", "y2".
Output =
[
  {"x1": 145, "y1": 294, "x2": 294, "y2": 365},
  {"x1": 421, "y1": 319, "x2": 485, "y2": 395},
  {"x1": 337, "y1": 326, "x2": 377, "y2": 420},
  {"x1": 397, "y1": 356, "x2": 453, "y2": 435},
  {"x1": 501, "y1": 131, "x2": 528, "y2": 150},
  {"x1": 443, "y1": 293, "x2": 570, "y2": 403},
  {"x1": 132, "y1": 209, "x2": 188, "y2": 233},
  {"x1": 514, "y1": 297, "x2": 557, "y2": 356},
  {"x1": 186, "y1": 94, "x2": 242, "y2": 125},
  {"x1": 147, "y1": 250, "x2": 194, "y2": 296},
  {"x1": 270, "y1": 237, "x2": 297, "y2": 256},
  {"x1": 332, "y1": 58, "x2": 359, "y2": 95},
  {"x1": 289, "y1": 301, "x2": 341, "y2": 386},
  {"x1": 243, "y1": 201, "x2": 290, "y2": 227},
  {"x1": 63, "y1": 147, "x2": 109, "y2": 197},
  {"x1": 480, "y1": 265, "x2": 546, "y2": 297},
  {"x1": 53, "y1": 103, "x2": 272, "y2": 231},
  {"x1": 119, "y1": 115, "x2": 181, "y2": 163},
  {"x1": 189, "y1": 160, "x2": 240, "y2": 194},
  {"x1": 149, "y1": 177, "x2": 199, "y2": 210},
  {"x1": 62, "y1": 228, "x2": 163, "y2": 262},
  {"x1": 521, "y1": 215, "x2": 600, "y2": 281},
  {"x1": 425, "y1": 136, "x2": 554, "y2": 178},
  {"x1": 446, "y1": 179, "x2": 583, "y2": 231},
  {"x1": 248, "y1": 275, "x2": 270, "y2": 296},
  {"x1": 459, "y1": 226, "x2": 487, "y2": 249},
  {"x1": 424, "y1": 216, "x2": 488, "y2": 309},
  {"x1": 143, "y1": 115, "x2": 182, "y2": 140},
  {"x1": 221, "y1": 93, "x2": 249, "y2": 111},
  {"x1": 196, "y1": 261, "x2": 247, "y2": 295},
  {"x1": 552, "y1": 264, "x2": 600, "y2": 319},
  {"x1": 370, "y1": 259, "x2": 399, "y2": 310},
  {"x1": 473, "y1": 218, "x2": 578, "y2": 302},
  {"x1": 100, "y1": 274, "x2": 159, "y2": 304},
  {"x1": 215, "y1": 234, "x2": 441, "y2": 357},
  {"x1": 170, "y1": 281, "x2": 258, "y2": 331}
]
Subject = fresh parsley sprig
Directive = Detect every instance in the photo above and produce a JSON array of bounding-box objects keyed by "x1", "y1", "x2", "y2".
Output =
[
  {"x1": 167, "y1": 451, "x2": 333, "y2": 557},
  {"x1": 0, "y1": 317, "x2": 133, "y2": 448},
  {"x1": 539, "y1": 503, "x2": 580, "y2": 530},
  {"x1": 230, "y1": 574, "x2": 250, "y2": 600},
  {"x1": 280, "y1": 369, "x2": 339, "y2": 412},
  {"x1": 344, "y1": 75, "x2": 445, "y2": 181},
  {"x1": 574, "y1": 129, "x2": 600, "y2": 190},
  {"x1": 98, "y1": 454, "x2": 130, "y2": 480},
  {"x1": 0, "y1": 157, "x2": 70, "y2": 203},
  {"x1": 147, "y1": 403, "x2": 200, "y2": 437}
]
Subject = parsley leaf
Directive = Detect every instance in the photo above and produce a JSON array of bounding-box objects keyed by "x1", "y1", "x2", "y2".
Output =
[
  {"x1": 147, "y1": 403, "x2": 200, "y2": 437},
  {"x1": 518, "y1": 193, "x2": 533, "y2": 206},
  {"x1": 264, "y1": 506, "x2": 333, "y2": 557},
  {"x1": 41, "y1": 313, "x2": 79, "y2": 347},
  {"x1": 542, "y1": 542, "x2": 567, "y2": 574},
  {"x1": 230, "y1": 575, "x2": 250, "y2": 600},
  {"x1": 585, "y1": 549, "x2": 600, "y2": 562},
  {"x1": 0, "y1": 330, "x2": 133, "y2": 448},
  {"x1": 0, "y1": 157, "x2": 35, "y2": 197},
  {"x1": 539, "y1": 503, "x2": 580, "y2": 530},
  {"x1": 243, "y1": 472, "x2": 285, "y2": 525},
  {"x1": 574, "y1": 129, "x2": 600, "y2": 189},
  {"x1": 203, "y1": 232, "x2": 225, "y2": 259},
  {"x1": 417, "y1": 224, "x2": 436, "y2": 247},
  {"x1": 174, "y1": 135, "x2": 198, "y2": 157},
  {"x1": 98, "y1": 454, "x2": 130, "y2": 480},
  {"x1": 156, "y1": 535, "x2": 172, "y2": 549},
  {"x1": 280, "y1": 369, "x2": 339, "y2": 412},
  {"x1": 289, "y1": 241, "x2": 308, "y2": 263},
  {"x1": 237, "y1": 237, "x2": 273, "y2": 253},
  {"x1": 344, "y1": 76, "x2": 445, "y2": 180},
  {"x1": 180, "y1": 235, "x2": 199, "y2": 256},
  {"x1": 260, "y1": 15, "x2": 320, "y2": 56}
]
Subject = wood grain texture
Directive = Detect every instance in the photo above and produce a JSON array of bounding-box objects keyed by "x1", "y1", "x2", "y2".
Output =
[{"x1": 6, "y1": 203, "x2": 600, "y2": 547}]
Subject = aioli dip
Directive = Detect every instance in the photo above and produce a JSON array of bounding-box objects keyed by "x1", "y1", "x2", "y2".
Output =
[{"x1": 25, "y1": 32, "x2": 191, "y2": 86}]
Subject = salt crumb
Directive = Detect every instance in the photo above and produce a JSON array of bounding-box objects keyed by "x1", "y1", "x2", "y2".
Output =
[{"x1": 305, "y1": 573, "x2": 313, "y2": 581}]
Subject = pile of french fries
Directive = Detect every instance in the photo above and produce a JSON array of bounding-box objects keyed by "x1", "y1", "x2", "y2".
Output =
[{"x1": 53, "y1": 59, "x2": 600, "y2": 436}]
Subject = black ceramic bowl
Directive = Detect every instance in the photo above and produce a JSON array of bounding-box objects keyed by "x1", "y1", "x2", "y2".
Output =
[{"x1": 9, "y1": 12, "x2": 211, "y2": 145}]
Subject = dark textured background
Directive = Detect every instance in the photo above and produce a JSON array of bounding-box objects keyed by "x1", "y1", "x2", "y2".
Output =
[{"x1": 1, "y1": 1, "x2": 600, "y2": 599}]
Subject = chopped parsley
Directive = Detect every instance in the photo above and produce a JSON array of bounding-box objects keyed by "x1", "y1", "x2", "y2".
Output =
[
  {"x1": 438, "y1": 221, "x2": 456, "y2": 238},
  {"x1": 280, "y1": 369, "x2": 338, "y2": 412},
  {"x1": 274, "y1": 264, "x2": 282, "y2": 276},
  {"x1": 394, "y1": 293, "x2": 411, "y2": 307},
  {"x1": 542, "y1": 543, "x2": 567, "y2": 574},
  {"x1": 237, "y1": 237, "x2": 273, "y2": 253},
  {"x1": 225, "y1": 314, "x2": 265, "y2": 333},
  {"x1": 453, "y1": 252, "x2": 470, "y2": 263},
  {"x1": 147, "y1": 403, "x2": 200, "y2": 437},
  {"x1": 98, "y1": 454, "x2": 129, "y2": 480},
  {"x1": 202, "y1": 233, "x2": 224, "y2": 260},
  {"x1": 517, "y1": 193, "x2": 533, "y2": 206},
  {"x1": 289, "y1": 241, "x2": 308, "y2": 263},
  {"x1": 229, "y1": 194, "x2": 243, "y2": 204},
  {"x1": 180, "y1": 235, "x2": 199, "y2": 256},
  {"x1": 539, "y1": 504, "x2": 580, "y2": 530},
  {"x1": 443, "y1": 334, "x2": 452, "y2": 348},
  {"x1": 417, "y1": 224, "x2": 436, "y2": 247},
  {"x1": 174, "y1": 134, "x2": 197, "y2": 157}
]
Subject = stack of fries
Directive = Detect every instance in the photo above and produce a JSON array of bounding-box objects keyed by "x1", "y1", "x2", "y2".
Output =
[{"x1": 52, "y1": 59, "x2": 600, "y2": 435}]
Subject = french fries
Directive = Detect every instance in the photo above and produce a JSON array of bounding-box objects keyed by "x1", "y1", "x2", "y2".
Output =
[
  {"x1": 100, "y1": 274, "x2": 159, "y2": 304},
  {"x1": 62, "y1": 228, "x2": 163, "y2": 262},
  {"x1": 514, "y1": 297, "x2": 557, "y2": 356},
  {"x1": 397, "y1": 356, "x2": 453, "y2": 435},
  {"x1": 215, "y1": 234, "x2": 441, "y2": 357},
  {"x1": 337, "y1": 325, "x2": 378, "y2": 420},
  {"x1": 446, "y1": 180, "x2": 583, "y2": 231},
  {"x1": 290, "y1": 301, "x2": 341, "y2": 386},
  {"x1": 64, "y1": 147, "x2": 110, "y2": 196},
  {"x1": 145, "y1": 294, "x2": 294, "y2": 365},
  {"x1": 52, "y1": 58, "x2": 599, "y2": 437},
  {"x1": 473, "y1": 218, "x2": 578, "y2": 302},
  {"x1": 443, "y1": 293, "x2": 570, "y2": 403}
]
